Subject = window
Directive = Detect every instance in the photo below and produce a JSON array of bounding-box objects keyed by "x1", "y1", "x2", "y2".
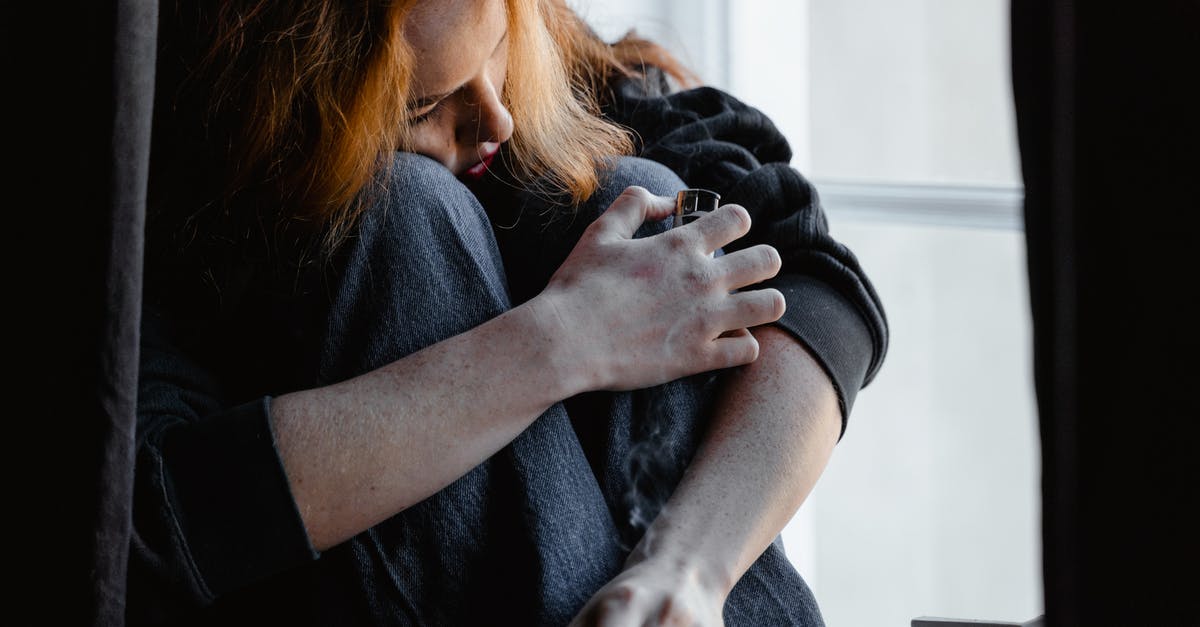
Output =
[{"x1": 574, "y1": 0, "x2": 1042, "y2": 623}]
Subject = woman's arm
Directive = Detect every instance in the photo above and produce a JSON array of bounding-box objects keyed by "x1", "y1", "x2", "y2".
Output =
[
  {"x1": 570, "y1": 326, "x2": 841, "y2": 624},
  {"x1": 568, "y1": 77, "x2": 886, "y2": 625},
  {"x1": 272, "y1": 190, "x2": 786, "y2": 551},
  {"x1": 271, "y1": 296, "x2": 578, "y2": 550},
  {"x1": 133, "y1": 186, "x2": 787, "y2": 614}
]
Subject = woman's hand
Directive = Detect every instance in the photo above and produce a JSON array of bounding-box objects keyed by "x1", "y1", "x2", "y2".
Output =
[
  {"x1": 530, "y1": 186, "x2": 785, "y2": 393},
  {"x1": 568, "y1": 555, "x2": 727, "y2": 627}
]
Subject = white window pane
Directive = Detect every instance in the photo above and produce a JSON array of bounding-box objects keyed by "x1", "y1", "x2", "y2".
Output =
[{"x1": 810, "y1": 0, "x2": 1021, "y2": 185}]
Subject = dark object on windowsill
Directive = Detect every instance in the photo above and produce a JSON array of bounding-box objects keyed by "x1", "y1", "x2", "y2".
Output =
[{"x1": 912, "y1": 616, "x2": 1045, "y2": 627}]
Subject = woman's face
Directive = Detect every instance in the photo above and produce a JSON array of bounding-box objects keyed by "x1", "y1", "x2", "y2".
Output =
[{"x1": 404, "y1": 0, "x2": 513, "y2": 181}]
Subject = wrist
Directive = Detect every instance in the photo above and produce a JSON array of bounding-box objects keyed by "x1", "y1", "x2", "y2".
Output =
[
  {"x1": 515, "y1": 293, "x2": 596, "y2": 398},
  {"x1": 625, "y1": 529, "x2": 737, "y2": 599}
]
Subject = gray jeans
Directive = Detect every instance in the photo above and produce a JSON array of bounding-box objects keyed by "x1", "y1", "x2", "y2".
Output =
[{"x1": 247, "y1": 153, "x2": 824, "y2": 626}]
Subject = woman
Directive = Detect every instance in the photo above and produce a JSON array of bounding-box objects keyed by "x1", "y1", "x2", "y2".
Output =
[{"x1": 134, "y1": 0, "x2": 887, "y2": 625}]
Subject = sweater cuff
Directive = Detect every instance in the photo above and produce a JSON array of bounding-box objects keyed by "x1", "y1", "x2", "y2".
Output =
[
  {"x1": 161, "y1": 397, "x2": 318, "y2": 598},
  {"x1": 762, "y1": 275, "x2": 874, "y2": 439}
]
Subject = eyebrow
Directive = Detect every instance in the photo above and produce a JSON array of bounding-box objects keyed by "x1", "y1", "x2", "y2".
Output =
[{"x1": 408, "y1": 30, "x2": 509, "y2": 110}]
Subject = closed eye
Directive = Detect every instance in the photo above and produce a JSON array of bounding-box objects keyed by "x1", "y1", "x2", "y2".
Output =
[{"x1": 409, "y1": 102, "x2": 443, "y2": 126}]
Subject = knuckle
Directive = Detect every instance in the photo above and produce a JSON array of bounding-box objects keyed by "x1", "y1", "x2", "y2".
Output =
[
  {"x1": 723, "y1": 204, "x2": 752, "y2": 232},
  {"x1": 613, "y1": 584, "x2": 640, "y2": 603},
  {"x1": 665, "y1": 231, "x2": 691, "y2": 253},
  {"x1": 684, "y1": 314, "x2": 710, "y2": 338},
  {"x1": 556, "y1": 269, "x2": 582, "y2": 289},
  {"x1": 580, "y1": 223, "x2": 605, "y2": 243},
  {"x1": 663, "y1": 595, "x2": 694, "y2": 623},
  {"x1": 597, "y1": 590, "x2": 635, "y2": 618},
  {"x1": 730, "y1": 247, "x2": 778, "y2": 282},
  {"x1": 603, "y1": 187, "x2": 649, "y2": 220},
  {"x1": 683, "y1": 265, "x2": 715, "y2": 291},
  {"x1": 749, "y1": 250, "x2": 773, "y2": 275},
  {"x1": 740, "y1": 297, "x2": 764, "y2": 319},
  {"x1": 593, "y1": 600, "x2": 620, "y2": 622},
  {"x1": 744, "y1": 292, "x2": 783, "y2": 321},
  {"x1": 618, "y1": 185, "x2": 651, "y2": 204},
  {"x1": 701, "y1": 340, "x2": 732, "y2": 368}
]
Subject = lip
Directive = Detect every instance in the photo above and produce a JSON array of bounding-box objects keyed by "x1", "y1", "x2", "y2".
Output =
[{"x1": 460, "y1": 146, "x2": 499, "y2": 181}]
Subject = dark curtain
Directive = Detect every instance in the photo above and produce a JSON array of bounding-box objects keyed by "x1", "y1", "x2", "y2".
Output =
[
  {"x1": 1013, "y1": 1, "x2": 1200, "y2": 625},
  {"x1": 6, "y1": 1, "x2": 157, "y2": 625}
]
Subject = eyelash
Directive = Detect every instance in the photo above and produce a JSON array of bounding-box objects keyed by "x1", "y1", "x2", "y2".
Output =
[{"x1": 410, "y1": 104, "x2": 441, "y2": 126}]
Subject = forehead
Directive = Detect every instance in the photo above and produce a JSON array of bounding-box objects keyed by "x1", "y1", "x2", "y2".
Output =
[{"x1": 404, "y1": 0, "x2": 508, "y2": 96}]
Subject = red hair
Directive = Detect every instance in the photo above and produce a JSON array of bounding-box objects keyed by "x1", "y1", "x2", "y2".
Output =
[{"x1": 164, "y1": 0, "x2": 694, "y2": 253}]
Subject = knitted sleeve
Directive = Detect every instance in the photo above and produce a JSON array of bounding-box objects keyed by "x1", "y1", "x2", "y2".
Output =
[
  {"x1": 127, "y1": 303, "x2": 318, "y2": 620},
  {"x1": 603, "y1": 75, "x2": 889, "y2": 435}
]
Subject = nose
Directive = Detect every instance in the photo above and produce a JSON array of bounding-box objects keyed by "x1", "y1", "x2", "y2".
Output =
[{"x1": 460, "y1": 79, "x2": 513, "y2": 147}]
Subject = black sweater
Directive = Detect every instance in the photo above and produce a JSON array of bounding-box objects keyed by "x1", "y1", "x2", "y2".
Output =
[
  {"x1": 130, "y1": 74, "x2": 888, "y2": 623},
  {"x1": 606, "y1": 72, "x2": 887, "y2": 419}
]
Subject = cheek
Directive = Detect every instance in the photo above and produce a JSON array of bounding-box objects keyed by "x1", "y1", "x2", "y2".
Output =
[{"x1": 407, "y1": 121, "x2": 457, "y2": 162}]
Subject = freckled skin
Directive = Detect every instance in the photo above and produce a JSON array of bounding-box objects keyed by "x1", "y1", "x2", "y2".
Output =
[{"x1": 569, "y1": 326, "x2": 841, "y2": 627}]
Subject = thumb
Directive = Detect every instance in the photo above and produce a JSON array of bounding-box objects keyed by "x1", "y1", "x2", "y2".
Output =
[{"x1": 596, "y1": 186, "x2": 676, "y2": 238}]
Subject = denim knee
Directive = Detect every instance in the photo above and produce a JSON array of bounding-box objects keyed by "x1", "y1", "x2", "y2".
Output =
[
  {"x1": 365, "y1": 152, "x2": 500, "y2": 255},
  {"x1": 318, "y1": 152, "x2": 512, "y2": 380},
  {"x1": 591, "y1": 157, "x2": 688, "y2": 238},
  {"x1": 596, "y1": 156, "x2": 688, "y2": 201}
]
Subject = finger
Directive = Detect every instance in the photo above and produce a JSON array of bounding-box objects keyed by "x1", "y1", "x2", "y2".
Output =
[
  {"x1": 718, "y1": 327, "x2": 752, "y2": 340},
  {"x1": 706, "y1": 329, "x2": 761, "y2": 369},
  {"x1": 717, "y1": 289, "x2": 787, "y2": 329},
  {"x1": 595, "y1": 186, "x2": 677, "y2": 239},
  {"x1": 683, "y1": 204, "x2": 751, "y2": 253},
  {"x1": 713, "y1": 244, "x2": 782, "y2": 289}
]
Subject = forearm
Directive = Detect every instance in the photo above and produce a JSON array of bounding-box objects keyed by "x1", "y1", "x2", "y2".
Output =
[
  {"x1": 272, "y1": 297, "x2": 581, "y2": 551},
  {"x1": 630, "y1": 325, "x2": 842, "y2": 594},
  {"x1": 247, "y1": 189, "x2": 788, "y2": 554}
]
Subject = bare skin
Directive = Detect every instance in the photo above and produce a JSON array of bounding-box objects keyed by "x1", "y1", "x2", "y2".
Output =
[
  {"x1": 272, "y1": 1, "x2": 841, "y2": 623},
  {"x1": 568, "y1": 326, "x2": 841, "y2": 626}
]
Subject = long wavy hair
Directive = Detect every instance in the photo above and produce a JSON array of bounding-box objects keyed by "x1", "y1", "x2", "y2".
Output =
[{"x1": 154, "y1": 0, "x2": 694, "y2": 258}]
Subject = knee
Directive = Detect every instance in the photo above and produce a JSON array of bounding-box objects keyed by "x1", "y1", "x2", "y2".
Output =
[
  {"x1": 346, "y1": 152, "x2": 503, "y2": 271},
  {"x1": 336, "y1": 151, "x2": 509, "y2": 312},
  {"x1": 594, "y1": 156, "x2": 686, "y2": 207},
  {"x1": 367, "y1": 152, "x2": 492, "y2": 239},
  {"x1": 320, "y1": 153, "x2": 512, "y2": 373},
  {"x1": 589, "y1": 157, "x2": 687, "y2": 237}
]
